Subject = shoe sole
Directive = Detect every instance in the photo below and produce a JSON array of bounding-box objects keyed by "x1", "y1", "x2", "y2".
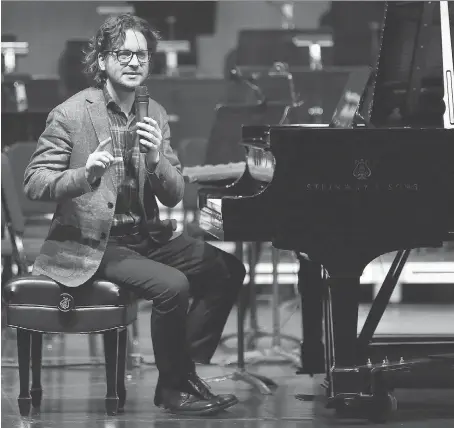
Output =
[
  {"x1": 165, "y1": 405, "x2": 225, "y2": 416},
  {"x1": 158, "y1": 397, "x2": 239, "y2": 415}
]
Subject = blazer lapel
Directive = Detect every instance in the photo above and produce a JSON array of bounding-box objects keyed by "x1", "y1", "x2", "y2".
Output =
[{"x1": 86, "y1": 97, "x2": 118, "y2": 192}]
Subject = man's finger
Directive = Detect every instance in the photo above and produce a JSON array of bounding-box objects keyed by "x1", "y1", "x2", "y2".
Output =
[
  {"x1": 96, "y1": 151, "x2": 114, "y2": 160},
  {"x1": 95, "y1": 137, "x2": 112, "y2": 152},
  {"x1": 143, "y1": 116, "x2": 157, "y2": 124},
  {"x1": 93, "y1": 160, "x2": 107, "y2": 168},
  {"x1": 139, "y1": 139, "x2": 158, "y2": 150},
  {"x1": 98, "y1": 155, "x2": 114, "y2": 166},
  {"x1": 106, "y1": 158, "x2": 122, "y2": 169},
  {"x1": 137, "y1": 123, "x2": 161, "y2": 139},
  {"x1": 137, "y1": 130, "x2": 161, "y2": 145},
  {"x1": 103, "y1": 152, "x2": 114, "y2": 162}
]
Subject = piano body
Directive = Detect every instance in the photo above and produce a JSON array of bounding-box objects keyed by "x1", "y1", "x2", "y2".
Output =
[{"x1": 198, "y1": 1, "x2": 454, "y2": 422}]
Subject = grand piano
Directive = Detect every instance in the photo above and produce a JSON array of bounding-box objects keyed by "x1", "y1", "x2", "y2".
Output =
[{"x1": 196, "y1": 1, "x2": 454, "y2": 422}]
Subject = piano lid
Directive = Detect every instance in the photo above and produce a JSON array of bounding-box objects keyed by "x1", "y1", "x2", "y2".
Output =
[{"x1": 365, "y1": 1, "x2": 454, "y2": 128}]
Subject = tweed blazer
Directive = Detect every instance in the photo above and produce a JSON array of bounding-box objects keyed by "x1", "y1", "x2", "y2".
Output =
[{"x1": 24, "y1": 87, "x2": 185, "y2": 287}]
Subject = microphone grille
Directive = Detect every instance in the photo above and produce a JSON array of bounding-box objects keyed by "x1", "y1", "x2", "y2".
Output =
[{"x1": 135, "y1": 86, "x2": 149, "y2": 97}]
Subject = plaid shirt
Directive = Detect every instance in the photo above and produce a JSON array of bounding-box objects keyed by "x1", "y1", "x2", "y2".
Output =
[{"x1": 103, "y1": 85, "x2": 142, "y2": 227}]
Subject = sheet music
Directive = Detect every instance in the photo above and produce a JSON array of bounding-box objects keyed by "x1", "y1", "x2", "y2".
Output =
[{"x1": 440, "y1": 1, "x2": 454, "y2": 128}]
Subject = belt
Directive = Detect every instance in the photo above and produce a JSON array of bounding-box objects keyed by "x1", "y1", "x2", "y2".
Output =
[{"x1": 109, "y1": 223, "x2": 142, "y2": 237}]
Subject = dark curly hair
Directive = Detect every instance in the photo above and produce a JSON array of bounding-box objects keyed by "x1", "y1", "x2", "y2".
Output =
[{"x1": 83, "y1": 14, "x2": 160, "y2": 87}]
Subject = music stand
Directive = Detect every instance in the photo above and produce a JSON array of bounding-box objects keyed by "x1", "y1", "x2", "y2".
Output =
[
  {"x1": 246, "y1": 62, "x2": 301, "y2": 106},
  {"x1": 292, "y1": 33, "x2": 333, "y2": 70},
  {"x1": 236, "y1": 29, "x2": 333, "y2": 69},
  {"x1": 330, "y1": 66, "x2": 372, "y2": 128},
  {"x1": 157, "y1": 40, "x2": 190, "y2": 76},
  {"x1": 1, "y1": 41, "x2": 28, "y2": 74}
]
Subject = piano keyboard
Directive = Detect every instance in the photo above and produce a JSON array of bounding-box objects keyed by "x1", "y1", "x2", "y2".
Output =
[{"x1": 182, "y1": 162, "x2": 246, "y2": 183}]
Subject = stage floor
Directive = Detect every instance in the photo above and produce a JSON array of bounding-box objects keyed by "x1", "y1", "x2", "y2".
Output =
[{"x1": 2, "y1": 303, "x2": 454, "y2": 427}]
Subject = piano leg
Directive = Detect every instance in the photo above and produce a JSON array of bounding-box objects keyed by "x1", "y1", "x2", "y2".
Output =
[
  {"x1": 325, "y1": 276, "x2": 361, "y2": 397},
  {"x1": 297, "y1": 254, "x2": 325, "y2": 375},
  {"x1": 330, "y1": 276, "x2": 360, "y2": 367}
]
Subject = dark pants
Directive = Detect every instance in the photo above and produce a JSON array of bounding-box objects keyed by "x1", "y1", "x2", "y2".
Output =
[{"x1": 96, "y1": 232, "x2": 245, "y2": 388}]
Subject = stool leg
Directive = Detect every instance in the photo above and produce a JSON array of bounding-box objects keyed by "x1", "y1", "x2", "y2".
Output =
[
  {"x1": 128, "y1": 320, "x2": 141, "y2": 368},
  {"x1": 30, "y1": 332, "x2": 43, "y2": 408},
  {"x1": 103, "y1": 330, "x2": 119, "y2": 416},
  {"x1": 117, "y1": 328, "x2": 127, "y2": 413},
  {"x1": 88, "y1": 334, "x2": 99, "y2": 362},
  {"x1": 16, "y1": 329, "x2": 31, "y2": 416},
  {"x1": 132, "y1": 319, "x2": 140, "y2": 364}
]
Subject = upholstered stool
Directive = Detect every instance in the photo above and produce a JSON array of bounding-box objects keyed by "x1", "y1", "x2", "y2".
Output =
[{"x1": 2, "y1": 275, "x2": 138, "y2": 416}]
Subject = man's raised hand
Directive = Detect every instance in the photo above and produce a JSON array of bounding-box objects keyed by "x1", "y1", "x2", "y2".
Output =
[{"x1": 84, "y1": 137, "x2": 122, "y2": 184}]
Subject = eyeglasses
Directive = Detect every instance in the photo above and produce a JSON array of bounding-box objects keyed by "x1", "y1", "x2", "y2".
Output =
[{"x1": 105, "y1": 50, "x2": 152, "y2": 65}]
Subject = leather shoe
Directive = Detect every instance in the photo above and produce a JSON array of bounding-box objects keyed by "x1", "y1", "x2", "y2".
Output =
[
  {"x1": 187, "y1": 371, "x2": 238, "y2": 409},
  {"x1": 156, "y1": 388, "x2": 223, "y2": 416}
]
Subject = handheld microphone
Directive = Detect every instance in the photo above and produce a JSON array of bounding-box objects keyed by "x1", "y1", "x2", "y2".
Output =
[{"x1": 135, "y1": 85, "x2": 149, "y2": 153}]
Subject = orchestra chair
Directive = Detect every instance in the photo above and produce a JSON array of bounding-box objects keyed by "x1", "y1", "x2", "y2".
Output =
[
  {"x1": 1, "y1": 206, "x2": 15, "y2": 286},
  {"x1": 1, "y1": 152, "x2": 53, "y2": 361},
  {"x1": 5, "y1": 143, "x2": 141, "y2": 366},
  {"x1": 1, "y1": 146, "x2": 40, "y2": 348},
  {"x1": 1, "y1": 153, "x2": 138, "y2": 416},
  {"x1": 2, "y1": 206, "x2": 16, "y2": 349},
  {"x1": 4, "y1": 142, "x2": 56, "y2": 237},
  {"x1": 0, "y1": 154, "x2": 44, "y2": 276}
]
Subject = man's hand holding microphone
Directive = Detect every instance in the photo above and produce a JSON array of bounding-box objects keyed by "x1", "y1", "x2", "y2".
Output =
[
  {"x1": 136, "y1": 116, "x2": 162, "y2": 170},
  {"x1": 135, "y1": 86, "x2": 162, "y2": 171}
]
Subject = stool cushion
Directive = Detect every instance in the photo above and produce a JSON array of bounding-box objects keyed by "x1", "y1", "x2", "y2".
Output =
[{"x1": 3, "y1": 275, "x2": 138, "y2": 333}]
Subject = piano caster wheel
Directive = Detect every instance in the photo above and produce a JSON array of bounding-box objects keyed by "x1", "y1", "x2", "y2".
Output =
[{"x1": 368, "y1": 392, "x2": 397, "y2": 423}]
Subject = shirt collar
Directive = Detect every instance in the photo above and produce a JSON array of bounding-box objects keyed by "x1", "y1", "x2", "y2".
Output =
[
  {"x1": 103, "y1": 84, "x2": 116, "y2": 108},
  {"x1": 102, "y1": 84, "x2": 135, "y2": 116}
]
